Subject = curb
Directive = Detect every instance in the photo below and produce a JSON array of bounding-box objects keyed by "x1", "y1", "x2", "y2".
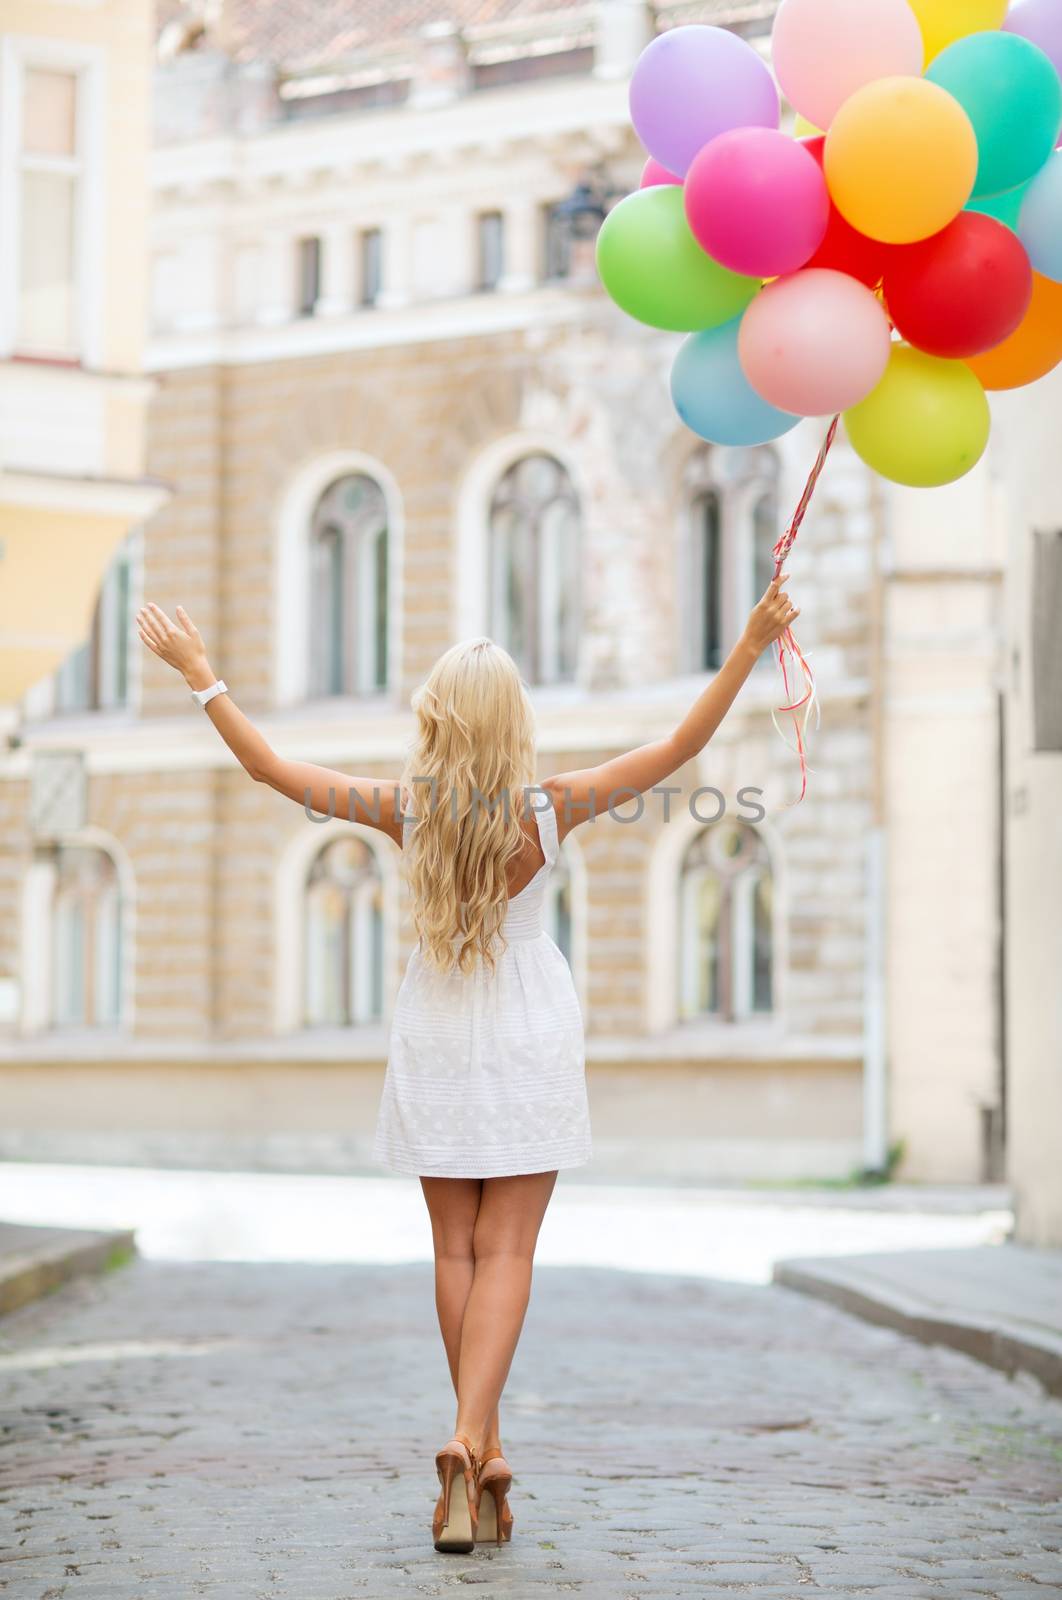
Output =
[
  {"x1": 773, "y1": 1257, "x2": 1062, "y2": 1398},
  {"x1": 0, "y1": 1224, "x2": 137, "y2": 1318}
]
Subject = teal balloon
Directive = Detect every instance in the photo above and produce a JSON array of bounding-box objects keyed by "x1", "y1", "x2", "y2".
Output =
[
  {"x1": 596, "y1": 186, "x2": 760, "y2": 333},
  {"x1": 927, "y1": 32, "x2": 1062, "y2": 199},
  {"x1": 671, "y1": 317, "x2": 800, "y2": 447},
  {"x1": 967, "y1": 180, "x2": 1032, "y2": 233}
]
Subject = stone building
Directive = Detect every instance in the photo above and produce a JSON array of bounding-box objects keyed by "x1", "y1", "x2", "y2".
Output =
[
  {"x1": 0, "y1": 0, "x2": 1013, "y2": 1194},
  {"x1": 992, "y1": 369, "x2": 1062, "y2": 1247}
]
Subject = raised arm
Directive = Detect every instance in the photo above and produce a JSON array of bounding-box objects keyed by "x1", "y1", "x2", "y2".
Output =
[
  {"x1": 545, "y1": 575, "x2": 799, "y2": 839},
  {"x1": 136, "y1": 603, "x2": 403, "y2": 843}
]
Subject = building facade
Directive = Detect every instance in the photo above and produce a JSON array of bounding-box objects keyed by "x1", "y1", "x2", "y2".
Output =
[
  {"x1": 994, "y1": 368, "x2": 1062, "y2": 1247},
  {"x1": 0, "y1": 0, "x2": 162, "y2": 703},
  {"x1": 0, "y1": 0, "x2": 1015, "y2": 1193}
]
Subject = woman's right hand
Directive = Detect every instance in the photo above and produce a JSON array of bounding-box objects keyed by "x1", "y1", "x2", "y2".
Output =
[
  {"x1": 741, "y1": 574, "x2": 800, "y2": 657},
  {"x1": 136, "y1": 602, "x2": 214, "y2": 688}
]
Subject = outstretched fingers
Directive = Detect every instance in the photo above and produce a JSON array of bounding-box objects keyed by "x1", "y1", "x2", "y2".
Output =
[{"x1": 136, "y1": 607, "x2": 164, "y2": 648}]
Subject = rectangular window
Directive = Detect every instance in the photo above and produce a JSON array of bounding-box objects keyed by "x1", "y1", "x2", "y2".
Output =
[
  {"x1": 696, "y1": 490, "x2": 722, "y2": 672},
  {"x1": 1031, "y1": 528, "x2": 1062, "y2": 752},
  {"x1": 17, "y1": 67, "x2": 81, "y2": 357},
  {"x1": 477, "y1": 211, "x2": 505, "y2": 292},
  {"x1": 541, "y1": 203, "x2": 571, "y2": 282},
  {"x1": 296, "y1": 236, "x2": 321, "y2": 317},
  {"x1": 360, "y1": 228, "x2": 383, "y2": 307}
]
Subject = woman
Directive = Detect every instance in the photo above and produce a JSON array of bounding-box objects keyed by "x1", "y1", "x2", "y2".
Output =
[{"x1": 136, "y1": 573, "x2": 797, "y2": 1554}]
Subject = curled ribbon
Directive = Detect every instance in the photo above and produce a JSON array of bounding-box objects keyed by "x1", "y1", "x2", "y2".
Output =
[{"x1": 770, "y1": 415, "x2": 839, "y2": 807}]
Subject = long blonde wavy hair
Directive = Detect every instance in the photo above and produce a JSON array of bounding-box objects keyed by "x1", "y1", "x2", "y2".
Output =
[{"x1": 400, "y1": 638, "x2": 537, "y2": 974}]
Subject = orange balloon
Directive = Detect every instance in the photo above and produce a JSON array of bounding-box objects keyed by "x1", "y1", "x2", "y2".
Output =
[
  {"x1": 825, "y1": 77, "x2": 977, "y2": 244},
  {"x1": 966, "y1": 272, "x2": 1062, "y2": 391}
]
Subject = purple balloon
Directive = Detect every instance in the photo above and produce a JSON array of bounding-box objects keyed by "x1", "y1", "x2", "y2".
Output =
[
  {"x1": 629, "y1": 25, "x2": 780, "y2": 181},
  {"x1": 1005, "y1": 0, "x2": 1062, "y2": 80}
]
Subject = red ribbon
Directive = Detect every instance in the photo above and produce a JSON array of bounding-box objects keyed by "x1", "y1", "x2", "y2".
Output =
[{"x1": 770, "y1": 415, "x2": 839, "y2": 807}]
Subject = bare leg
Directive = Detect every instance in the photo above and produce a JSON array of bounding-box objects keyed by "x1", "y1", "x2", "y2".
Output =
[
  {"x1": 420, "y1": 1177, "x2": 501, "y2": 1449},
  {"x1": 453, "y1": 1170, "x2": 558, "y2": 1456}
]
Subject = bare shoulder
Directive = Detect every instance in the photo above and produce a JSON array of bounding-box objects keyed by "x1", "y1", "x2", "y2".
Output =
[{"x1": 539, "y1": 776, "x2": 576, "y2": 843}]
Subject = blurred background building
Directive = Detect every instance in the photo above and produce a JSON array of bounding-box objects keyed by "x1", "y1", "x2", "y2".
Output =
[
  {"x1": 0, "y1": 0, "x2": 1057, "y2": 1242},
  {"x1": 0, "y1": 0, "x2": 163, "y2": 700}
]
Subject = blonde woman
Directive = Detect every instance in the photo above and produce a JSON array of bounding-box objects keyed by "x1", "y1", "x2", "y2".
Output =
[{"x1": 136, "y1": 574, "x2": 797, "y2": 1554}]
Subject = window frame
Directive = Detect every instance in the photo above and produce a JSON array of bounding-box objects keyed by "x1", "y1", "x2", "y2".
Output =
[
  {"x1": 476, "y1": 210, "x2": 505, "y2": 292},
  {"x1": 302, "y1": 835, "x2": 385, "y2": 1029},
  {"x1": 307, "y1": 472, "x2": 390, "y2": 700},
  {"x1": 272, "y1": 818, "x2": 399, "y2": 1037},
  {"x1": 680, "y1": 447, "x2": 781, "y2": 677},
  {"x1": 677, "y1": 821, "x2": 775, "y2": 1026},
  {"x1": 540, "y1": 201, "x2": 572, "y2": 283},
  {"x1": 274, "y1": 451, "x2": 403, "y2": 710},
  {"x1": 486, "y1": 452, "x2": 581, "y2": 687},
  {"x1": 18, "y1": 829, "x2": 134, "y2": 1037},
  {"x1": 646, "y1": 811, "x2": 786, "y2": 1036},
  {"x1": 295, "y1": 235, "x2": 321, "y2": 318},
  {"x1": 0, "y1": 35, "x2": 106, "y2": 366},
  {"x1": 53, "y1": 528, "x2": 140, "y2": 715},
  {"x1": 359, "y1": 227, "x2": 383, "y2": 308}
]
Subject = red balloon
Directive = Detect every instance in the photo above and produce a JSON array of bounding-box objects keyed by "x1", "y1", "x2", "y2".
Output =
[
  {"x1": 800, "y1": 136, "x2": 887, "y2": 288},
  {"x1": 882, "y1": 212, "x2": 1034, "y2": 359}
]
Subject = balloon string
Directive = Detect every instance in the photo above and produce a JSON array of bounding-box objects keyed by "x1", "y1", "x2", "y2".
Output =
[{"x1": 769, "y1": 415, "x2": 839, "y2": 807}]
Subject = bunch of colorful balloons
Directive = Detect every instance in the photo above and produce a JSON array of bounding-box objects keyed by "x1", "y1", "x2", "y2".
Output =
[{"x1": 596, "y1": 0, "x2": 1062, "y2": 488}]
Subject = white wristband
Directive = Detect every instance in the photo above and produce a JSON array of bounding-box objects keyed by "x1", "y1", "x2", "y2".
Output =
[{"x1": 191, "y1": 679, "x2": 228, "y2": 708}]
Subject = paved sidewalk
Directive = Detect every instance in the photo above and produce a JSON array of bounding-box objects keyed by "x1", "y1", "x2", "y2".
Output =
[
  {"x1": 774, "y1": 1244, "x2": 1062, "y2": 1398},
  {"x1": 1, "y1": 1256, "x2": 1060, "y2": 1598},
  {"x1": 0, "y1": 1222, "x2": 135, "y2": 1316}
]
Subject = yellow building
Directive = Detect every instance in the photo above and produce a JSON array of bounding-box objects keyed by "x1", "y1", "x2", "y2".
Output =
[{"x1": 0, "y1": 0, "x2": 164, "y2": 704}]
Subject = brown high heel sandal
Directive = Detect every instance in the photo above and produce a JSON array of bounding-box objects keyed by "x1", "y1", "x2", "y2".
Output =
[
  {"x1": 433, "y1": 1434, "x2": 478, "y2": 1553},
  {"x1": 475, "y1": 1448, "x2": 514, "y2": 1546}
]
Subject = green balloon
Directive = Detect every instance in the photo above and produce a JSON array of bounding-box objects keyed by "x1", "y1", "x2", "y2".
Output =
[
  {"x1": 967, "y1": 179, "x2": 1032, "y2": 233},
  {"x1": 596, "y1": 186, "x2": 760, "y2": 334},
  {"x1": 927, "y1": 32, "x2": 1062, "y2": 199}
]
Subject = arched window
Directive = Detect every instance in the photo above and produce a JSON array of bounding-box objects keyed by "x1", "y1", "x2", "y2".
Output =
[
  {"x1": 308, "y1": 475, "x2": 388, "y2": 697},
  {"x1": 544, "y1": 847, "x2": 573, "y2": 968},
  {"x1": 682, "y1": 448, "x2": 780, "y2": 673},
  {"x1": 303, "y1": 836, "x2": 384, "y2": 1026},
  {"x1": 679, "y1": 820, "x2": 773, "y2": 1022},
  {"x1": 488, "y1": 454, "x2": 579, "y2": 685},
  {"x1": 49, "y1": 845, "x2": 123, "y2": 1028}
]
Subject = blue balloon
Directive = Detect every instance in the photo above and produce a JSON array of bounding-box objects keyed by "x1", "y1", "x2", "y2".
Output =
[
  {"x1": 1019, "y1": 149, "x2": 1062, "y2": 283},
  {"x1": 671, "y1": 317, "x2": 800, "y2": 447}
]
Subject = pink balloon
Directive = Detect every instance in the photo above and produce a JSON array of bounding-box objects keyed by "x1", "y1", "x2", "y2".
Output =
[
  {"x1": 640, "y1": 156, "x2": 681, "y2": 189},
  {"x1": 738, "y1": 268, "x2": 892, "y2": 416},
  {"x1": 772, "y1": 0, "x2": 925, "y2": 132},
  {"x1": 685, "y1": 129, "x2": 829, "y2": 279}
]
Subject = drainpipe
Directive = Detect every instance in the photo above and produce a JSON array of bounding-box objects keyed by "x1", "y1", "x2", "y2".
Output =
[{"x1": 863, "y1": 475, "x2": 890, "y2": 1175}]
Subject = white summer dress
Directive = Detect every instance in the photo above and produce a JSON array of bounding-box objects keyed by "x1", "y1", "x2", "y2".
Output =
[{"x1": 372, "y1": 796, "x2": 592, "y2": 1178}]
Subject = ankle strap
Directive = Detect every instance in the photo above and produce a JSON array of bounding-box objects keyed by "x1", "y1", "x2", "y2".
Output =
[{"x1": 478, "y1": 1447, "x2": 506, "y2": 1468}]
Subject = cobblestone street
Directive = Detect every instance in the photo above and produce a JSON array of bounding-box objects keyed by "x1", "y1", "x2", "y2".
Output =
[{"x1": 1, "y1": 1253, "x2": 1060, "y2": 1600}]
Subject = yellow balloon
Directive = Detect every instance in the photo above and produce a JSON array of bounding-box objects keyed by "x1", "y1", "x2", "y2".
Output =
[
  {"x1": 907, "y1": 0, "x2": 1008, "y2": 64},
  {"x1": 844, "y1": 346, "x2": 990, "y2": 488},
  {"x1": 825, "y1": 77, "x2": 977, "y2": 244},
  {"x1": 793, "y1": 113, "x2": 823, "y2": 139}
]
